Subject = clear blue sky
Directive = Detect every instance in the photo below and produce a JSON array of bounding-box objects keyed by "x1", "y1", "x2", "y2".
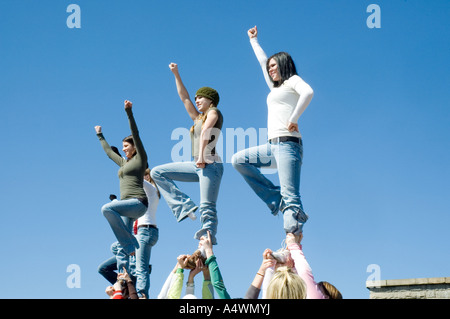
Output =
[{"x1": 1, "y1": 0, "x2": 449, "y2": 299}]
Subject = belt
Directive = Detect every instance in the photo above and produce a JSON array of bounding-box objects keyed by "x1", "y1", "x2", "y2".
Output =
[
  {"x1": 269, "y1": 136, "x2": 302, "y2": 145},
  {"x1": 138, "y1": 224, "x2": 157, "y2": 229}
]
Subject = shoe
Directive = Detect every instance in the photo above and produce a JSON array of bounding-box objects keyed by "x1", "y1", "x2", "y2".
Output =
[
  {"x1": 188, "y1": 211, "x2": 197, "y2": 221},
  {"x1": 271, "y1": 249, "x2": 290, "y2": 264}
]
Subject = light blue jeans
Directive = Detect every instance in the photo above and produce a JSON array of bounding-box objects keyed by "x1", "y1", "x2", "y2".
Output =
[
  {"x1": 101, "y1": 199, "x2": 147, "y2": 272},
  {"x1": 135, "y1": 226, "x2": 159, "y2": 298},
  {"x1": 231, "y1": 141, "x2": 308, "y2": 235},
  {"x1": 151, "y1": 161, "x2": 223, "y2": 244}
]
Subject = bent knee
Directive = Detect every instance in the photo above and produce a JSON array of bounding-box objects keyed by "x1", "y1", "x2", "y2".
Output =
[{"x1": 231, "y1": 153, "x2": 244, "y2": 168}]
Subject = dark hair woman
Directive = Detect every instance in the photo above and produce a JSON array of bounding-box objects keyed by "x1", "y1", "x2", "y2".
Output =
[
  {"x1": 232, "y1": 26, "x2": 314, "y2": 236},
  {"x1": 95, "y1": 100, "x2": 148, "y2": 274}
]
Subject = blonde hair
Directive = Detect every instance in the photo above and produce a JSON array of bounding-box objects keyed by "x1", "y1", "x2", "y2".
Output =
[
  {"x1": 190, "y1": 104, "x2": 216, "y2": 134},
  {"x1": 266, "y1": 266, "x2": 307, "y2": 299}
]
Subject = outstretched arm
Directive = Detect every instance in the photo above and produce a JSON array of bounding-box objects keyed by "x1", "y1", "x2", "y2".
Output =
[
  {"x1": 95, "y1": 125, "x2": 124, "y2": 166},
  {"x1": 248, "y1": 26, "x2": 273, "y2": 90},
  {"x1": 124, "y1": 100, "x2": 147, "y2": 164},
  {"x1": 286, "y1": 233, "x2": 325, "y2": 299},
  {"x1": 200, "y1": 231, "x2": 231, "y2": 299},
  {"x1": 169, "y1": 63, "x2": 200, "y2": 121}
]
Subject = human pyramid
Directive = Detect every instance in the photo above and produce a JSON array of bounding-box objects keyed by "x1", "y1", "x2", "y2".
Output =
[{"x1": 95, "y1": 26, "x2": 342, "y2": 300}]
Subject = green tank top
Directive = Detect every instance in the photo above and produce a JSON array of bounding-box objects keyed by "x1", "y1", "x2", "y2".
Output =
[{"x1": 190, "y1": 107, "x2": 223, "y2": 160}]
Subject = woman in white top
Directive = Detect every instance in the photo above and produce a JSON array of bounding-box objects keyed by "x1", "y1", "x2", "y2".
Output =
[
  {"x1": 134, "y1": 168, "x2": 160, "y2": 299},
  {"x1": 232, "y1": 26, "x2": 314, "y2": 236}
]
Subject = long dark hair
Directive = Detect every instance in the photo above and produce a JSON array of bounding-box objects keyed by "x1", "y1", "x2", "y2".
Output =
[{"x1": 266, "y1": 52, "x2": 298, "y2": 87}]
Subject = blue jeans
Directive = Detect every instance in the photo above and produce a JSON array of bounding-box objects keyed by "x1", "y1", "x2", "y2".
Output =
[
  {"x1": 101, "y1": 199, "x2": 147, "y2": 272},
  {"x1": 135, "y1": 226, "x2": 159, "y2": 298},
  {"x1": 97, "y1": 242, "x2": 120, "y2": 285},
  {"x1": 231, "y1": 141, "x2": 308, "y2": 235},
  {"x1": 151, "y1": 161, "x2": 223, "y2": 244}
]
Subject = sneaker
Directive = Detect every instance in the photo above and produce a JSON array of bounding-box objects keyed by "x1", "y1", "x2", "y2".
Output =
[
  {"x1": 188, "y1": 211, "x2": 197, "y2": 221},
  {"x1": 271, "y1": 249, "x2": 290, "y2": 264}
]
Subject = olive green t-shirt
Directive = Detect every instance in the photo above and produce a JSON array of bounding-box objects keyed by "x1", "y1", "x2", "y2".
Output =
[{"x1": 97, "y1": 108, "x2": 147, "y2": 200}]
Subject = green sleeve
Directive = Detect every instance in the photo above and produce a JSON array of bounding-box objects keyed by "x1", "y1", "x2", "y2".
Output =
[
  {"x1": 125, "y1": 108, "x2": 147, "y2": 165},
  {"x1": 205, "y1": 255, "x2": 231, "y2": 299},
  {"x1": 202, "y1": 280, "x2": 214, "y2": 299},
  {"x1": 97, "y1": 133, "x2": 124, "y2": 167},
  {"x1": 168, "y1": 270, "x2": 184, "y2": 299}
]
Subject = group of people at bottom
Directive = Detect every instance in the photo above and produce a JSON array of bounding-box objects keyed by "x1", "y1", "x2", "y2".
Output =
[
  {"x1": 99, "y1": 230, "x2": 342, "y2": 299},
  {"x1": 94, "y1": 25, "x2": 342, "y2": 299}
]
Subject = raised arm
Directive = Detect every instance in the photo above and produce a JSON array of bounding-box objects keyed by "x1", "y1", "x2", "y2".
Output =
[
  {"x1": 286, "y1": 233, "x2": 325, "y2": 299},
  {"x1": 124, "y1": 100, "x2": 147, "y2": 164},
  {"x1": 95, "y1": 125, "x2": 124, "y2": 166},
  {"x1": 244, "y1": 248, "x2": 276, "y2": 299},
  {"x1": 169, "y1": 63, "x2": 200, "y2": 121},
  {"x1": 200, "y1": 231, "x2": 231, "y2": 299},
  {"x1": 248, "y1": 26, "x2": 273, "y2": 90}
]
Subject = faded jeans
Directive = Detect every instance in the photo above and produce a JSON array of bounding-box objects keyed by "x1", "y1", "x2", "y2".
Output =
[
  {"x1": 151, "y1": 161, "x2": 223, "y2": 244},
  {"x1": 231, "y1": 141, "x2": 308, "y2": 235},
  {"x1": 135, "y1": 226, "x2": 159, "y2": 298},
  {"x1": 101, "y1": 198, "x2": 147, "y2": 272}
]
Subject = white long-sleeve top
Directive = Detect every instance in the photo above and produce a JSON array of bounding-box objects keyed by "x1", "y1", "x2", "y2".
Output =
[
  {"x1": 137, "y1": 180, "x2": 159, "y2": 226},
  {"x1": 250, "y1": 37, "x2": 314, "y2": 140}
]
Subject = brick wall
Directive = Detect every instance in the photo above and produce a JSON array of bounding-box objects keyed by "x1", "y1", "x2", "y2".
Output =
[{"x1": 366, "y1": 277, "x2": 450, "y2": 299}]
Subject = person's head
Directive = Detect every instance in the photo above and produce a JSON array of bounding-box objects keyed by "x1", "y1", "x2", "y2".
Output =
[
  {"x1": 318, "y1": 281, "x2": 343, "y2": 299},
  {"x1": 195, "y1": 87, "x2": 220, "y2": 113},
  {"x1": 266, "y1": 266, "x2": 307, "y2": 299},
  {"x1": 266, "y1": 52, "x2": 298, "y2": 87},
  {"x1": 144, "y1": 168, "x2": 161, "y2": 198},
  {"x1": 184, "y1": 250, "x2": 207, "y2": 270},
  {"x1": 122, "y1": 135, "x2": 136, "y2": 159},
  {"x1": 105, "y1": 285, "x2": 114, "y2": 297}
]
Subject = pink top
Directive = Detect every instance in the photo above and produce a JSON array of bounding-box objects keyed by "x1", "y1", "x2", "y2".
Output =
[{"x1": 287, "y1": 243, "x2": 326, "y2": 299}]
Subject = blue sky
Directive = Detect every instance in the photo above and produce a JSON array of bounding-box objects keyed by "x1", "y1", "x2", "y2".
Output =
[{"x1": 1, "y1": 0, "x2": 449, "y2": 299}]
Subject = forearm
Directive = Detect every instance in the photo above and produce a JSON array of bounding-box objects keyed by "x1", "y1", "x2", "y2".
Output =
[
  {"x1": 126, "y1": 281, "x2": 138, "y2": 299},
  {"x1": 261, "y1": 267, "x2": 274, "y2": 299},
  {"x1": 289, "y1": 81, "x2": 314, "y2": 123},
  {"x1": 97, "y1": 133, "x2": 123, "y2": 166},
  {"x1": 244, "y1": 284, "x2": 261, "y2": 299},
  {"x1": 126, "y1": 108, "x2": 147, "y2": 161},
  {"x1": 205, "y1": 256, "x2": 231, "y2": 299},
  {"x1": 288, "y1": 244, "x2": 325, "y2": 299},
  {"x1": 250, "y1": 37, "x2": 273, "y2": 89},
  {"x1": 202, "y1": 280, "x2": 214, "y2": 299},
  {"x1": 168, "y1": 269, "x2": 184, "y2": 299},
  {"x1": 173, "y1": 71, "x2": 191, "y2": 103}
]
